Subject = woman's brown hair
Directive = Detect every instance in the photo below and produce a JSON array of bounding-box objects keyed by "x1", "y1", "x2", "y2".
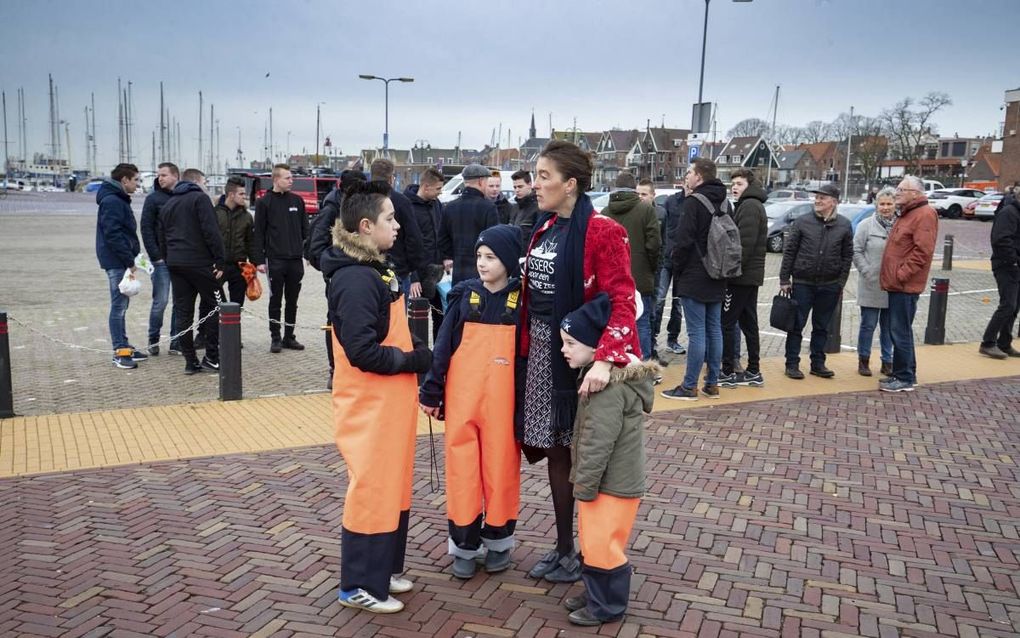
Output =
[{"x1": 538, "y1": 140, "x2": 594, "y2": 193}]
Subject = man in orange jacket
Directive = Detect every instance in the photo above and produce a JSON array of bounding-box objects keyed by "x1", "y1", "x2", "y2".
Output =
[{"x1": 879, "y1": 175, "x2": 938, "y2": 392}]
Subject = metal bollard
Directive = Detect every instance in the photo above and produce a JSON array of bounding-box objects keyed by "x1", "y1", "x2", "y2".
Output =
[
  {"x1": 218, "y1": 302, "x2": 242, "y2": 401},
  {"x1": 0, "y1": 311, "x2": 14, "y2": 418},
  {"x1": 824, "y1": 291, "x2": 843, "y2": 354},
  {"x1": 924, "y1": 278, "x2": 949, "y2": 345},
  {"x1": 942, "y1": 235, "x2": 954, "y2": 271},
  {"x1": 407, "y1": 297, "x2": 431, "y2": 384}
]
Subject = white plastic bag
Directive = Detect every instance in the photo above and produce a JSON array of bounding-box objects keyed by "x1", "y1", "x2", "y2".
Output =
[
  {"x1": 134, "y1": 253, "x2": 155, "y2": 275},
  {"x1": 118, "y1": 270, "x2": 142, "y2": 297}
]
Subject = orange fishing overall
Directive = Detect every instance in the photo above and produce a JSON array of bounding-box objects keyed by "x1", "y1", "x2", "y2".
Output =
[
  {"x1": 444, "y1": 290, "x2": 521, "y2": 557},
  {"x1": 577, "y1": 493, "x2": 641, "y2": 620},
  {"x1": 332, "y1": 296, "x2": 417, "y2": 600}
]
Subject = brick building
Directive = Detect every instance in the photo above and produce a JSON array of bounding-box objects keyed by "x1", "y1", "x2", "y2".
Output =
[{"x1": 1001, "y1": 88, "x2": 1020, "y2": 189}]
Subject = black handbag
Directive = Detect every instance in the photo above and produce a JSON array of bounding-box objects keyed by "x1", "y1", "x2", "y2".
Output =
[{"x1": 769, "y1": 293, "x2": 799, "y2": 332}]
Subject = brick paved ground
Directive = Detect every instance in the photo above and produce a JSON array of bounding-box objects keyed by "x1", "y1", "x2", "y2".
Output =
[
  {"x1": 0, "y1": 192, "x2": 1007, "y2": 416},
  {"x1": 2, "y1": 377, "x2": 1018, "y2": 637}
]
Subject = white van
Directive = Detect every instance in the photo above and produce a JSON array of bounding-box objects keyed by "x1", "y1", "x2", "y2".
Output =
[
  {"x1": 439, "y1": 170, "x2": 516, "y2": 203},
  {"x1": 922, "y1": 179, "x2": 945, "y2": 194}
]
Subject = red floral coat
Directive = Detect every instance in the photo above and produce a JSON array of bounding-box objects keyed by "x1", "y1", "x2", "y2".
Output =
[{"x1": 518, "y1": 212, "x2": 641, "y2": 363}]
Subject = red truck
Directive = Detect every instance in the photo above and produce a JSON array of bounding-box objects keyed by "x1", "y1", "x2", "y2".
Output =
[{"x1": 249, "y1": 174, "x2": 338, "y2": 216}]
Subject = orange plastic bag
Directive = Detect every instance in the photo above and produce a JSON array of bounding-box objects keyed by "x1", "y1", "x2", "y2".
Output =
[{"x1": 239, "y1": 262, "x2": 262, "y2": 301}]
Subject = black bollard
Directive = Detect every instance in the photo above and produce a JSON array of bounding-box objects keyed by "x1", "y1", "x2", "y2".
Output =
[
  {"x1": 942, "y1": 234, "x2": 954, "y2": 271},
  {"x1": 824, "y1": 291, "x2": 844, "y2": 354},
  {"x1": 407, "y1": 297, "x2": 431, "y2": 384},
  {"x1": 924, "y1": 278, "x2": 949, "y2": 345},
  {"x1": 218, "y1": 302, "x2": 242, "y2": 401},
  {"x1": 0, "y1": 311, "x2": 14, "y2": 418}
]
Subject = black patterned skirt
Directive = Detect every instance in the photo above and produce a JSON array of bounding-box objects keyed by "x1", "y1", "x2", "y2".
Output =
[{"x1": 523, "y1": 319, "x2": 572, "y2": 449}]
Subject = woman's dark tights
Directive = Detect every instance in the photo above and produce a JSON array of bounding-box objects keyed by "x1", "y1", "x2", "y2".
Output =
[{"x1": 545, "y1": 445, "x2": 574, "y2": 556}]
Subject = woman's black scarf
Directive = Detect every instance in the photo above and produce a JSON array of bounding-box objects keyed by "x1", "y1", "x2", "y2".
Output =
[{"x1": 545, "y1": 194, "x2": 593, "y2": 434}]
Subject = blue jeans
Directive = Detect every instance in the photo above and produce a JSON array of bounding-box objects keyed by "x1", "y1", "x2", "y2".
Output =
[
  {"x1": 148, "y1": 261, "x2": 178, "y2": 345},
  {"x1": 887, "y1": 292, "x2": 919, "y2": 384},
  {"x1": 653, "y1": 266, "x2": 682, "y2": 342},
  {"x1": 785, "y1": 283, "x2": 840, "y2": 368},
  {"x1": 105, "y1": 268, "x2": 130, "y2": 351},
  {"x1": 858, "y1": 306, "x2": 892, "y2": 363},
  {"x1": 637, "y1": 293, "x2": 654, "y2": 359},
  {"x1": 681, "y1": 296, "x2": 721, "y2": 389}
]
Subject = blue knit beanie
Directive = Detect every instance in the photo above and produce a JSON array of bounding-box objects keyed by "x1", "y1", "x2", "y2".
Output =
[
  {"x1": 475, "y1": 224, "x2": 522, "y2": 278},
  {"x1": 560, "y1": 292, "x2": 611, "y2": 348}
]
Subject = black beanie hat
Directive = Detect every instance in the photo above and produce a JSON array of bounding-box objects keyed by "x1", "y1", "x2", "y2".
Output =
[
  {"x1": 560, "y1": 292, "x2": 611, "y2": 348},
  {"x1": 475, "y1": 224, "x2": 522, "y2": 278}
]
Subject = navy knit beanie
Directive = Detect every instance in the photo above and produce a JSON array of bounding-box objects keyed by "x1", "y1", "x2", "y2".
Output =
[
  {"x1": 560, "y1": 292, "x2": 611, "y2": 348},
  {"x1": 475, "y1": 224, "x2": 522, "y2": 278}
]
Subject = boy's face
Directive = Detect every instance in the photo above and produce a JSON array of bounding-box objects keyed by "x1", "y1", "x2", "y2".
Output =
[
  {"x1": 560, "y1": 329, "x2": 595, "y2": 369},
  {"x1": 476, "y1": 245, "x2": 508, "y2": 284}
]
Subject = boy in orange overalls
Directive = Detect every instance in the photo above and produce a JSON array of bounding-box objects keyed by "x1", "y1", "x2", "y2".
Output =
[{"x1": 420, "y1": 224, "x2": 523, "y2": 579}]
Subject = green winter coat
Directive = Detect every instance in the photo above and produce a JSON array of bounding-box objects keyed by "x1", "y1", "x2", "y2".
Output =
[
  {"x1": 602, "y1": 190, "x2": 661, "y2": 296},
  {"x1": 216, "y1": 202, "x2": 254, "y2": 264},
  {"x1": 569, "y1": 359, "x2": 658, "y2": 501}
]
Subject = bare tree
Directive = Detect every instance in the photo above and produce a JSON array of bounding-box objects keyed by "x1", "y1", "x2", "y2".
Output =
[
  {"x1": 726, "y1": 117, "x2": 770, "y2": 139},
  {"x1": 802, "y1": 120, "x2": 831, "y2": 144},
  {"x1": 853, "y1": 116, "x2": 888, "y2": 186},
  {"x1": 773, "y1": 124, "x2": 806, "y2": 146},
  {"x1": 880, "y1": 92, "x2": 952, "y2": 173}
]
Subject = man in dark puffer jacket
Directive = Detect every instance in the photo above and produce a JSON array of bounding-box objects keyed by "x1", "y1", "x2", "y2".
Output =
[{"x1": 720, "y1": 169, "x2": 768, "y2": 387}]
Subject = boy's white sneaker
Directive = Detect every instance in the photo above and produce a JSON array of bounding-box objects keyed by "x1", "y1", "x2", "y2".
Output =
[
  {"x1": 338, "y1": 588, "x2": 404, "y2": 613},
  {"x1": 389, "y1": 575, "x2": 413, "y2": 594}
]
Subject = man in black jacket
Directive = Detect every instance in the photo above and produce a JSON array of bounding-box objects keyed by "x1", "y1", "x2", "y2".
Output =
[
  {"x1": 779, "y1": 183, "x2": 853, "y2": 379},
  {"x1": 510, "y1": 170, "x2": 539, "y2": 251},
  {"x1": 656, "y1": 187, "x2": 686, "y2": 354},
  {"x1": 253, "y1": 163, "x2": 309, "y2": 353},
  {"x1": 371, "y1": 158, "x2": 425, "y2": 298},
  {"x1": 720, "y1": 169, "x2": 768, "y2": 387},
  {"x1": 980, "y1": 193, "x2": 1020, "y2": 358},
  {"x1": 215, "y1": 176, "x2": 254, "y2": 307},
  {"x1": 405, "y1": 167, "x2": 446, "y2": 341},
  {"x1": 440, "y1": 164, "x2": 499, "y2": 283},
  {"x1": 157, "y1": 169, "x2": 225, "y2": 374},
  {"x1": 139, "y1": 162, "x2": 179, "y2": 355}
]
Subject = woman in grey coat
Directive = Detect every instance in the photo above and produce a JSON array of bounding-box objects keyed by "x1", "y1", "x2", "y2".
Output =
[{"x1": 852, "y1": 187, "x2": 896, "y2": 376}]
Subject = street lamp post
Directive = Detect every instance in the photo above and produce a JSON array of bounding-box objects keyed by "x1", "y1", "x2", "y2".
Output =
[
  {"x1": 359, "y1": 75, "x2": 414, "y2": 157},
  {"x1": 694, "y1": 0, "x2": 753, "y2": 133}
]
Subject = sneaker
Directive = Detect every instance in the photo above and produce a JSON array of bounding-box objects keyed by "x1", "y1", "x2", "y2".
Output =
[
  {"x1": 184, "y1": 361, "x2": 204, "y2": 375},
  {"x1": 112, "y1": 349, "x2": 137, "y2": 370},
  {"x1": 200, "y1": 356, "x2": 220, "y2": 371},
  {"x1": 130, "y1": 349, "x2": 149, "y2": 362},
  {"x1": 661, "y1": 385, "x2": 698, "y2": 401},
  {"x1": 1004, "y1": 346, "x2": 1020, "y2": 358},
  {"x1": 564, "y1": 594, "x2": 588, "y2": 612},
  {"x1": 718, "y1": 372, "x2": 739, "y2": 388},
  {"x1": 527, "y1": 550, "x2": 562, "y2": 579},
  {"x1": 484, "y1": 549, "x2": 511, "y2": 574},
  {"x1": 388, "y1": 576, "x2": 413, "y2": 594},
  {"x1": 338, "y1": 588, "x2": 404, "y2": 614},
  {"x1": 270, "y1": 338, "x2": 283, "y2": 353},
  {"x1": 979, "y1": 344, "x2": 1008, "y2": 360},
  {"x1": 281, "y1": 337, "x2": 305, "y2": 351},
  {"x1": 666, "y1": 341, "x2": 687, "y2": 355},
  {"x1": 451, "y1": 556, "x2": 477, "y2": 579},
  {"x1": 736, "y1": 371, "x2": 764, "y2": 387},
  {"x1": 544, "y1": 551, "x2": 581, "y2": 583},
  {"x1": 569, "y1": 607, "x2": 621, "y2": 626},
  {"x1": 785, "y1": 366, "x2": 805, "y2": 380},
  {"x1": 701, "y1": 384, "x2": 720, "y2": 399},
  {"x1": 879, "y1": 378, "x2": 915, "y2": 393},
  {"x1": 147, "y1": 343, "x2": 160, "y2": 356},
  {"x1": 810, "y1": 365, "x2": 835, "y2": 378}
]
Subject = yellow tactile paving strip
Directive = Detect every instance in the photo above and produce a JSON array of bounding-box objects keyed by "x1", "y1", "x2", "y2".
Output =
[
  {"x1": 1, "y1": 342, "x2": 1017, "y2": 478},
  {"x1": 951, "y1": 260, "x2": 992, "y2": 271}
]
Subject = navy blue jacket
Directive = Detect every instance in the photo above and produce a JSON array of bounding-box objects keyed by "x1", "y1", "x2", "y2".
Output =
[
  {"x1": 439, "y1": 187, "x2": 499, "y2": 283},
  {"x1": 157, "y1": 181, "x2": 225, "y2": 269},
  {"x1": 419, "y1": 277, "x2": 521, "y2": 408},
  {"x1": 95, "y1": 179, "x2": 140, "y2": 270},
  {"x1": 662, "y1": 189, "x2": 685, "y2": 264},
  {"x1": 387, "y1": 189, "x2": 426, "y2": 282},
  {"x1": 139, "y1": 184, "x2": 172, "y2": 261},
  {"x1": 404, "y1": 184, "x2": 444, "y2": 277},
  {"x1": 307, "y1": 186, "x2": 342, "y2": 272}
]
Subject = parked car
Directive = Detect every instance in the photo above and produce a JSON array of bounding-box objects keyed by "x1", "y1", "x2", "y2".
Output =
[
  {"x1": 0, "y1": 178, "x2": 27, "y2": 190},
  {"x1": 253, "y1": 175, "x2": 335, "y2": 215},
  {"x1": 767, "y1": 189, "x2": 813, "y2": 203},
  {"x1": 83, "y1": 179, "x2": 104, "y2": 193},
  {"x1": 764, "y1": 201, "x2": 815, "y2": 252},
  {"x1": 841, "y1": 203, "x2": 876, "y2": 233},
  {"x1": 972, "y1": 193, "x2": 1004, "y2": 221},
  {"x1": 928, "y1": 188, "x2": 985, "y2": 219},
  {"x1": 592, "y1": 188, "x2": 680, "y2": 213},
  {"x1": 922, "y1": 179, "x2": 945, "y2": 194}
]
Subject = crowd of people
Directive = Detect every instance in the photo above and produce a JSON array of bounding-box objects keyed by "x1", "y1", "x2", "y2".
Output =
[{"x1": 92, "y1": 139, "x2": 1020, "y2": 626}]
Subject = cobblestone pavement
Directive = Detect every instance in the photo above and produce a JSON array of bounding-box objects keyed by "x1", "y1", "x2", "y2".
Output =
[
  {"x1": 1, "y1": 377, "x2": 1018, "y2": 637},
  {"x1": 0, "y1": 192, "x2": 1006, "y2": 416}
]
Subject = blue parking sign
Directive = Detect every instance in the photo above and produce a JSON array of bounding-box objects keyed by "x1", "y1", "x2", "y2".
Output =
[{"x1": 689, "y1": 144, "x2": 701, "y2": 162}]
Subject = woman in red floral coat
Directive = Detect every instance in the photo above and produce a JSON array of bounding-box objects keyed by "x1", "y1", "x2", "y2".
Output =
[{"x1": 516, "y1": 140, "x2": 641, "y2": 583}]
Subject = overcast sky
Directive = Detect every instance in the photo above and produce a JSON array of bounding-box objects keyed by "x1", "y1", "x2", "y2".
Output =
[{"x1": 1, "y1": 0, "x2": 1016, "y2": 172}]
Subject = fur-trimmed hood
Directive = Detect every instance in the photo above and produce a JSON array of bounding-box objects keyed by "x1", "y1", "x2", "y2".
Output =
[
  {"x1": 319, "y1": 226, "x2": 389, "y2": 281},
  {"x1": 590, "y1": 357, "x2": 660, "y2": 413}
]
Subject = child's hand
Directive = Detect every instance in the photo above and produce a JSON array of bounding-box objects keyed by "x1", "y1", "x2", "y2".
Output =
[
  {"x1": 421, "y1": 405, "x2": 441, "y2": 418},
  {"x1": 578, "y1": 360, "x2": 612, "y2": 399}
]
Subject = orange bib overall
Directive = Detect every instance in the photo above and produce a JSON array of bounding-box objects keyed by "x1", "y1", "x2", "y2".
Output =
[
  {"x1": 444, "y1": 290, "x2": 521, "y2": 557},
  {"x1": 332, "y1": 296, "x2": 417, "y2": 600}
]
